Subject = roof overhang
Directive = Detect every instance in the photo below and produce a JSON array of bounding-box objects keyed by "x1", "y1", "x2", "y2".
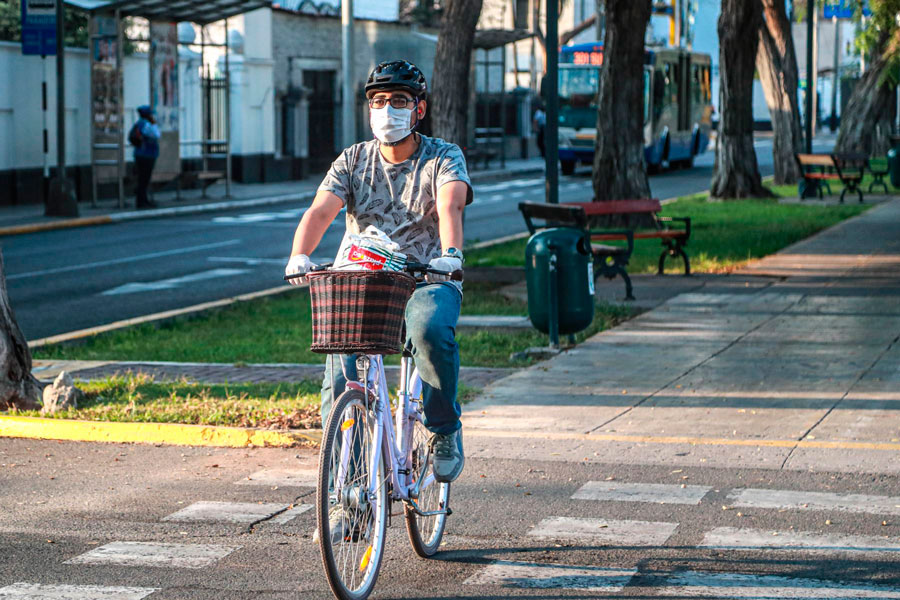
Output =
[{"x1": 65, "y1": 0, "x2": 272, "y2": 25}]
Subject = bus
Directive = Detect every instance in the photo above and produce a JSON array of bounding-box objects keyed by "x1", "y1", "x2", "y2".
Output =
[{"x1": 556, "y1": 42, "x2": 714, "y2": 175}]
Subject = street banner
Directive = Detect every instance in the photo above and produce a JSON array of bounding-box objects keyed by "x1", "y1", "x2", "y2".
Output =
[
  {"x1": 150, "y1": 22, "x2": 179, "y2": 133},
  {"x1": 21, "y1": 0, "x2": 57, "y2": 56},
  {"x1": 150, "y1": 21, "x2": 181, "y2": 176}
]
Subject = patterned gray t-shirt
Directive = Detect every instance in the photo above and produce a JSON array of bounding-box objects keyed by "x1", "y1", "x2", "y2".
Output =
[{"x1": 317, "y1": 134, "x2": 473, "y2": 264}]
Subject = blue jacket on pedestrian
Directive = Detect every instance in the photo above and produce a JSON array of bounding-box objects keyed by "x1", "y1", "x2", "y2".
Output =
[{"x1": 134, "y1": 118, "x2": 161, "y2": 159}]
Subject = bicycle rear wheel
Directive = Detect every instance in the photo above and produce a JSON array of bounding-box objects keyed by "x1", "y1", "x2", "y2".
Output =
[
  {"x1": 404, "y1": 415, "x2": 450, "y2": 557},
  {"x1": 317, "y1": 389, "x2": 388, "y2": 600}
]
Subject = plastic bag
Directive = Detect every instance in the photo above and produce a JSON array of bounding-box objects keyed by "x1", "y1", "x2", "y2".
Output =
[{"x1": 334, "y1": 226, "x2": 407, "y2": 271}]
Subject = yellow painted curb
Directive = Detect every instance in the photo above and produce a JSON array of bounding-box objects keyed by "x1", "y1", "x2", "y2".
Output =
[
  {"x1": 0, "y1": 216, "x2": 114, "y2": 237},
  {"x1": 0, "y1": 415, "x2": 321, "y2": 447}
]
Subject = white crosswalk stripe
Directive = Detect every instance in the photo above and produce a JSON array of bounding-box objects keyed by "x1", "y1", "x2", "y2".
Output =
[
  {"x1": 727, "y1": 488, "x2": 900, "y2": 516},
  {"x1": 700, "y1": 526, "x2": 900, "y2": 556},
  {"x1": 657, "y1": 571, "x2": 900, "y2": 598},
  {"x1": 572, "y1": 481, "x2": 712, "y2": 505},
  {"x1": 528, "y1": 516, "x2": 679, "y2": 545},
  {"x1": 162, "y1": 501, "x2": 312, "y2": 524},
  {"x1": 0, "y1": 583, "x2": 158, "y2": 600},
  {"x1": 464, "y1": 560, "x2": 636, "y2": 592},
  {"x1": 64, "y1": 542, "x2": 239, "y2": 569},
  {"x1": 235, "y1": 468, "x2": 317, "y2": 487}
]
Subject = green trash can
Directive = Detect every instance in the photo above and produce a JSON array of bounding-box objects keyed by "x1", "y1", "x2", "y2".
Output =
[
  {"x1": 525, "y1": 227, "x2": 594, "y2": 346},
  {"x1": 889, "y1": 135, "x2": 900, "y2": 188}
]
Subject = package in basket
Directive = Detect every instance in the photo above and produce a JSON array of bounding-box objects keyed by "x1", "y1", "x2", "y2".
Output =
[{"x1": 334, "y1": 226, "x2": 407, "y2": 272}]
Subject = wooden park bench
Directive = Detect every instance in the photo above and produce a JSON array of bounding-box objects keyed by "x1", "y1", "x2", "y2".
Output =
[
  {"x1": 466, "y1": 127, "x2": 503, "y2": 169},
  {"x1": 868, "y1": 157, "x2": 891, "y2": 194},
  {"x1": 795, "y1": 153, "x2": 866, "y2": 203},
  {"x1": 519, "y1": 199, "x2": 691, "y2": 301}
]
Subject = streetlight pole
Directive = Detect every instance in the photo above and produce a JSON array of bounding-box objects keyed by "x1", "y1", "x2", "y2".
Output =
[
  {"x1": 341, "y1": 0, "x2": 356, "y2": 148},
  {"x1": 804, "y1": 0, "x2": 814, "y2": 154},
  {"x1": 46, "y1": 0, "x2": 78, "y2": 217},
  {"x1": 545, "y1": 0, "x2": 559, "y2": 204}
]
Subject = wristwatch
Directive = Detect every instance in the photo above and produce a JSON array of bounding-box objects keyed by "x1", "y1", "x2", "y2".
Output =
[{"x1": 443, "y1": 247, "x2": 464, "y2": 264}]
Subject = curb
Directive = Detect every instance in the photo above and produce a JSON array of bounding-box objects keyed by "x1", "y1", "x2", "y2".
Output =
[{"x1": 0, "y1": 415, "x2": 321, "y2": 447}]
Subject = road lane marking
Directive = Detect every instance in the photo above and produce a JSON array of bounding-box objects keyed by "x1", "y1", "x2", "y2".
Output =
[
  {"x1": 464, "y1": 561, "x2": 636, "y2": 592},
  {"x1": 7, "y1": 240, "x2": 241, "y2": 281},
  {"x1": 212, "y1": 207, "x2": 346, "y2": 224},
  {"x1": 528, "y1": 516, "x2": 678, "y2": 545},
  {"x1": 727, "y1": 488, "x2": 900, "y2": 516},
  {"x1": 235, "y1": 468, "x2": 318, "y2": 487},
  {"x1": 213, "y1": 208, "x2": 306, "y2": 223},
  {"x1": 700, "y1": 527, "x2": 900, "y2": 555},
  {"x1": 657, "y1": 571, "x2": 900, "y2": 598},
  {"x1": 474, "y1": 177, "x2": 545, "y2": 192},
  {"x1": 100, "y1": 268, "x2": 249, "y2": 295},
  {"x1": 161, "y1": 501, "x2": 312, "y2": 524},
  {"x1": 572, "y1": 481, "x2": 712, "y2": 505},
  {"x1": 64, "y1": 542, "x2": 239, "y2": 569},
  {"x1": 0, "y1": 583, "x2": 158, "y2": 599},
  {"x1": 208, "y1": 257, "x2": 288, "y2": 266}
]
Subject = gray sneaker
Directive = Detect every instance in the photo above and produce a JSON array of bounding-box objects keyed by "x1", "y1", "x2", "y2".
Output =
[
  {"x1": 313, "y1": 504, "x2": 359, "y2": 544},
  {"x1": 431, "y1": 429, "x2": 465, "y2": 483}
]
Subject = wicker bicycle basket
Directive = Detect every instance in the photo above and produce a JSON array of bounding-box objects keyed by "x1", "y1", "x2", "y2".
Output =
[{"x1": 306, "y1": 270, "x2": 417, "y2": 355}]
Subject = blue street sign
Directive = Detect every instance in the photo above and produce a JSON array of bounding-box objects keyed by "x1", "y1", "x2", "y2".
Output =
[
  {"x1": 21, "y1": 0, "x2": 57, "y2": 56},
  {"x1": 823, "y1": 0, "x2": 872, "y2": 19}
]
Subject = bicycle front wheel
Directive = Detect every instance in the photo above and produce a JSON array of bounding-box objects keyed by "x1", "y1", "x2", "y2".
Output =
[
  {"x1": 317, "y1": 389, "x2": 388, "y2": 600},
  {"x1": 404, "y1": 416, "x2": 450, "y2": 557}
]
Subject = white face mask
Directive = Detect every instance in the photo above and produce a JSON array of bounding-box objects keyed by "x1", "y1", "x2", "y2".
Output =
[{"x1": 370, "y1": 104, "x2": 415, "y2": 144}]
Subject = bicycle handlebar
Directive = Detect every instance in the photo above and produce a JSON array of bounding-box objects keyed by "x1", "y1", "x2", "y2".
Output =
[{"x1": 283, "y1": 262, "x2": 463, "y2": 282}]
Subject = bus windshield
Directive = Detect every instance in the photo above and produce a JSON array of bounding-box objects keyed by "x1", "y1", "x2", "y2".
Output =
[{"x1": 559, "y1": 67, "x2": 599, "y2": 130}]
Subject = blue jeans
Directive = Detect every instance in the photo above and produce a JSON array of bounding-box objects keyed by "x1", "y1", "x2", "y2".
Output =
[{"x1": 321, "y1": 281, "x2": 462, "y2": 436}]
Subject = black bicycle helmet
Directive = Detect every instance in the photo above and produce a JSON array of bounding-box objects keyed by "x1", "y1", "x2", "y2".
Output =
[{"x1": 365, "y1": 60, "x2": 427, "y2": 99}]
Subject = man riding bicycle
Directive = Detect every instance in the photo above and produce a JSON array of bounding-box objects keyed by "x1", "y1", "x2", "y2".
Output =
[{"x1": 285, "y1": 60, "x2": 473, "y2": 485}]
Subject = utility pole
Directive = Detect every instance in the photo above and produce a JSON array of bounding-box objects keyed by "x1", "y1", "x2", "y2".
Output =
[
  {"x1": 341, "y1": 0, "x2": 356, "y2": 148},
  {"x1": 545, "y1": 0, "x2": 559, "y2": 204},
  {"x1": 46, "y1": 0, "x2": 78, "y2": 217}
]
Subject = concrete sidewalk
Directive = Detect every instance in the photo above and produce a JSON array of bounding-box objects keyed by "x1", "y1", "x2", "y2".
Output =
[
  {"x1": 462, "y1": 198, "x2": 900, "y2": 475},
  {"x1": 0, "y1": 157, "x2": 544, "y2": 236}
]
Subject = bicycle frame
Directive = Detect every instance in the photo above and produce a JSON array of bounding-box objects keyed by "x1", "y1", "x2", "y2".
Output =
[{"x1": 335, "y1": 353, "x2": 447, "y2": 519}]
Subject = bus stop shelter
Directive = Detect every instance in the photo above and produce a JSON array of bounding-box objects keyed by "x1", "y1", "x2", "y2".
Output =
[{"x1": 66, "y1": 0, "x2": 271, "y2": 207}]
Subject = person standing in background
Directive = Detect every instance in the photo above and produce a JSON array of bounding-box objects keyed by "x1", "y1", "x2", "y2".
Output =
[
  {"x1": 131, "y1": 105, "x2": 160, "y2": 209},
  {"x1": 533, "y1": 102, "x2": 546, "y2": 158}
]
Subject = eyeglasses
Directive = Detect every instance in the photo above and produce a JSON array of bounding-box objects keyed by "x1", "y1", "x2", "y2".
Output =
[{"x1": 368, "y1": 96, "x2": 416, "y2": 109}]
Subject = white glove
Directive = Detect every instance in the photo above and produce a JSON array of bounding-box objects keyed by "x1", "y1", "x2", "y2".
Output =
[
  {"x1": 425, "y1": 256, "x2": 462, "y2": 283},
  {"x1": 285, "y1": 254, "x2": 315, "y2": 285}
]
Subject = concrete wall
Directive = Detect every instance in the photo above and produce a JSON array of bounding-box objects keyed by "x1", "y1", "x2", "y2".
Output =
[
  {"x1": 0, "y1": 9, "x2": 278, "y2": 202},
  {"x1": 271, "y1": 9, "x2": 438, "y2": 167}
]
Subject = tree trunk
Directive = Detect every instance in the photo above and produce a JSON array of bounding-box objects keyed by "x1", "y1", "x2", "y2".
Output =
[
  {"x1": 711, "y1": 0, "x2": 773, "y2": 199},
  {"x1": 835, "y1": 30, "x2": 899, "y2": 156},
  {"x1": 591, "y1": 0, "x2": 652, "y2": 225},
  {"x1": 430, "y1": 0, "x2": 484, "y2": 147},
  {"x1": 0, "y1": 251, "x2": 42, "y2": 411},
  {"x1": 755, "y1": 0, "x2": 802, "y2": 185}
]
